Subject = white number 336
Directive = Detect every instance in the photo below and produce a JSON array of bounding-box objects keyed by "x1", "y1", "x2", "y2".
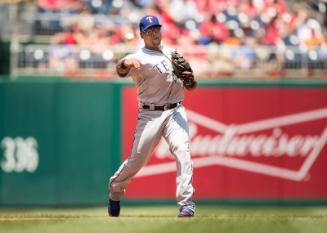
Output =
[{"x1": 1, "y1": 137, "x2": 39, "y2": 173}]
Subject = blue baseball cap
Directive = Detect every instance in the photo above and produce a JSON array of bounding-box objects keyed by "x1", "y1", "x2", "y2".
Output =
[{"x1": 139, "y1": 15, "x2": 162, "y2": 33}]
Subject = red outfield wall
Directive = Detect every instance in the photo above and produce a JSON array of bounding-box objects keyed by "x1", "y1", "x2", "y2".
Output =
[{"x1": 122, "y1": 86, "x2": 327, "y2": 200}]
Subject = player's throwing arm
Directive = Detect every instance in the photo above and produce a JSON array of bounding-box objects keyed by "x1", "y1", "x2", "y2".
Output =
[{"x1": 116, "y1": 58, "x2": 141, "y2": 77}]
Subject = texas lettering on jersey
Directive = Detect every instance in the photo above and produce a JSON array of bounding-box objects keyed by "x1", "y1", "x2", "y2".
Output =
[{"x1": 153, "y1": 59, "x2": 171, "y2": 74}]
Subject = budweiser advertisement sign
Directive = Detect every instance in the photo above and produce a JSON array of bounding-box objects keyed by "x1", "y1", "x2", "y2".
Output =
[{"x1": 122, "y1": 87, "x2": 327, "y2": 199}]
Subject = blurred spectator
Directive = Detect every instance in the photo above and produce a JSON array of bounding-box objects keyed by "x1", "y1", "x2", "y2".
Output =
[
  {"x1": 265, "y1": 0, "x2": 288, "y2": 15},
  {"x1": 37, "y1": 0, "x2": 82, "y2": 12},
  {"x1": 199, "y1": 14, "x2": 229, "y2": 45},
  {"x1": 48, "y1": 44, "x2": 78, "y2": 72},
  {"x1": 130, "y1": 0, "x2": 155, "y2": 8},
  {"x1": 298, "y1": 17, "x2": 322, "y2": 47},
  {"x1": 224, "y1": 30, "x2": 242, "y2": 46},
  {"x1": 168, "y1": 0, "x2": 198, "y2": 25},
  {"x1": 85, "y1": 0, "x2": 112, "y2": 14},
  {"x1": 304, "y1": 28, "x2": 326, "y2": 49},
  {"x1": 260, "y1": 15, "x2": 281, "y2": 46},
  {"x1": 14, "y1": 0, "x2": 326, "y2": 78},
  {"x1": 67, "y1": 5, "x2": 95, "y2": 33},
  {"x1": 35, "y1": 0, "x2": 83, "y2": 33}
]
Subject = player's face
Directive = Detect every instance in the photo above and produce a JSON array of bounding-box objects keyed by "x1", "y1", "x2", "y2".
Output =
[{"x1": 141, "y1": 26, "x2": 162, "y2": 49}]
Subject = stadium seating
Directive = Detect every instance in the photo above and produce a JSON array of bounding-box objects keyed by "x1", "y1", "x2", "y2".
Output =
[{"x1": 0, "y1": 0, "x2": 326, "y2": 79}]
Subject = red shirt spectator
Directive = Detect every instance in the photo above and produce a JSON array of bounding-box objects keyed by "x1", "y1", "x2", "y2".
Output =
[
  {"x1": 38, "y1": 0, "x2": 81, "y2": 10},
  {"x1": 261, "y1": 16, "x2": 281, "y2": 45},
  {"x1": 200, "y1": 15, "x2": 229, "y2": 43},
  {"x1": 265, "y1": 0, "x2": 288, "y2": 15},
  {"x1": 305, "y1": 29, "x2": 326, "y2": 48}
]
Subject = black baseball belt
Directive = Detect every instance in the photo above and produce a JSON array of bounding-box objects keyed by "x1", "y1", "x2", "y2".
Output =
[{"x1": 141, "y1": 102, "x2": 181, "y2": 111}]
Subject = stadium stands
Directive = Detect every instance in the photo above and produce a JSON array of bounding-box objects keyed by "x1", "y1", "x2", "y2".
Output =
[{"x1": 0, "y1": 0, "x2": 326, "y2": 79}]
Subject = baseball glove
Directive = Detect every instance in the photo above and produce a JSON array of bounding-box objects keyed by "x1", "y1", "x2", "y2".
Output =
[{"x1": 171, "y1": 51, "x2": 197, "y2": 89}]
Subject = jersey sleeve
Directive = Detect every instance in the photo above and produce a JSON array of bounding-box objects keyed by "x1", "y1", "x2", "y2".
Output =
[
  {"x1": 119, "y1": 53, "x2": 139, "y2": 78},
  {"x1": 123, "y1": 53, "x2": 141, "y2": 78}
]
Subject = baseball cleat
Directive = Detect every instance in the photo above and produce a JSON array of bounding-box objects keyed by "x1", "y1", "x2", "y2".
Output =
[
  {"x1": 178, "y1": 206, "x2": 194, "y2": 218},
  {"x1": 108, "y1": 199, "x2": 120, "y2": 217}
]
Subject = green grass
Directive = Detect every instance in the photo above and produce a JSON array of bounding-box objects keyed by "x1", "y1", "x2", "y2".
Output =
[{"x1": 1, "y1": 206, "x2": 327, "y2": 233}]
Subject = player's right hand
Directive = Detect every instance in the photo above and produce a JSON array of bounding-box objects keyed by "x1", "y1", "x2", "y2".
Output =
[{"x1": 123, "y1": 58, "x2": 141, "y2": 69}]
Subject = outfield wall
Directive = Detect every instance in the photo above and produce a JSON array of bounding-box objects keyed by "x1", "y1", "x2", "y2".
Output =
[
  {"x1": 0, "y1": 77, "x2": 327, "y2": 205},
  {"x1": 0, "y1": 78, "x2": 122, "y2": 205}
]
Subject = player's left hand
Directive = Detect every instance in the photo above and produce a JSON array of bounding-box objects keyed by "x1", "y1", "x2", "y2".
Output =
[
  {"x1": 182, "y1": 71, "x2": 197, "y2": 90},
  {"x1": 181, "y1": 71, "x2": 194, "y2": 80}
]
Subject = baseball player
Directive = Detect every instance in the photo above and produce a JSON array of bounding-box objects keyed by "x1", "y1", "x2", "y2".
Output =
[{"x1": 108, "y1": 15, "x2": 196, "y2": 218}]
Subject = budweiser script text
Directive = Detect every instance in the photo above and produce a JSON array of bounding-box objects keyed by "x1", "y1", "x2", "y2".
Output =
[{"x1": 155, "y1": 124, "x2": 322, "y2": 159}]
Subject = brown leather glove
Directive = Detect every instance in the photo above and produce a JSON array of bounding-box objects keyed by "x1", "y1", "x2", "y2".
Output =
[{"x1": 171, "y1": 51, "x2": 197, "y2": 89}]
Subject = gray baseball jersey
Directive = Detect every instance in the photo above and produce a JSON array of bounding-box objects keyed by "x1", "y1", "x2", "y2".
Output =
[
  {"x1": 109, "y1": 46, "x2": 195, "y2": 211},
  {"x1": 125, "y1": 47, "x2": 184, "y2": 105}
]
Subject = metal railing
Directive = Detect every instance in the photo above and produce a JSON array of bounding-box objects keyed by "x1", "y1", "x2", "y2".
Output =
[{"x1": 11, "y1": 43, "x2": 327, "y2": 79}]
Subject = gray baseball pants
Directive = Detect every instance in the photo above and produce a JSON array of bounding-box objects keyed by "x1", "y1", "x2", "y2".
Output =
[{"x1": 109, "y1": 105, "x2": 195, "y2": 210}]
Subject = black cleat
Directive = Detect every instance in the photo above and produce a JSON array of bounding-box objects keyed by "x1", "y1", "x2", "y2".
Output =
[{"x1": 108, "y1": 199, "x2": 120, "y2": 217}]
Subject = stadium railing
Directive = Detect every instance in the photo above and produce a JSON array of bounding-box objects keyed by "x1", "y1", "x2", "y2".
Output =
[{"x1": 11, "y1": 43, "x2": 327, "y2": 79}]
